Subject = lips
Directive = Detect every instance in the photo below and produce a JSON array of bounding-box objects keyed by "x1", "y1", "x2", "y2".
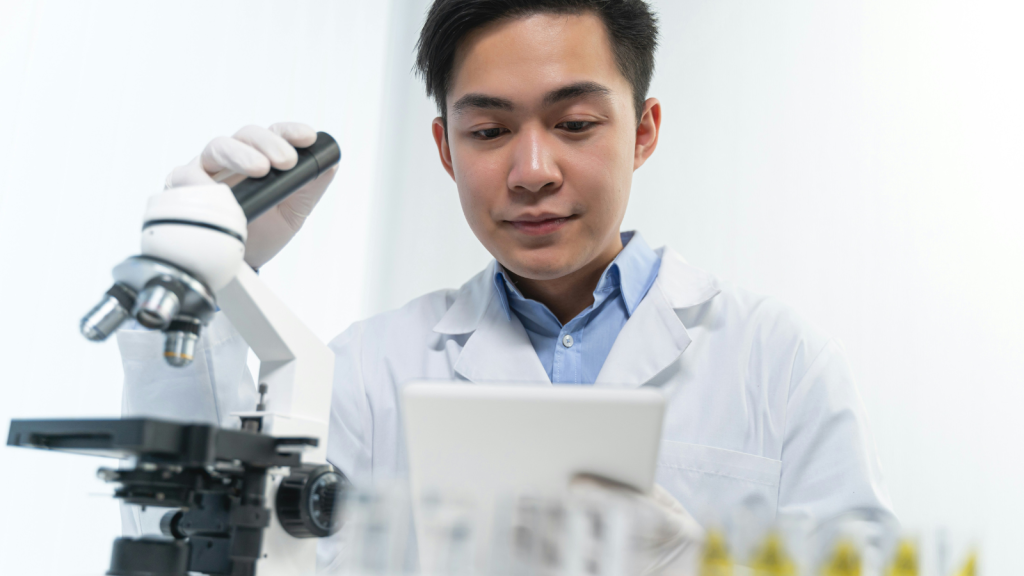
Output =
[{"x1": 507, "y1": 214, "x2": 575, "y2": 236}]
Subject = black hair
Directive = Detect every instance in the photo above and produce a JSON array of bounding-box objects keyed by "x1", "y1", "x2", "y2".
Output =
[{"x1": 415, "y1": 0, "x2": 659, "y2": 129}]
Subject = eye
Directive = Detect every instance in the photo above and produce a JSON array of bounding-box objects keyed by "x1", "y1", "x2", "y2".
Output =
[
  {"x1": 558, "y1": 121, "x2": 593, "y2": 133},
  {"x1": 472, "y1": 127, "x2": 508, "y2": 140}
]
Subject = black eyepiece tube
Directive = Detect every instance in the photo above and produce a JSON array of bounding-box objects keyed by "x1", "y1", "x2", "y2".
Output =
[{"x1": 230, "y1": 131, "x2": 341, "y2": 222}]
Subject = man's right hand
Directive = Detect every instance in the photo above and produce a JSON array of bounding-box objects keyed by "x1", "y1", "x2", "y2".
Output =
[
  {"x1": 166, "y1": 122, "x2": 339, "y2": 269},
  {"x1": 570, "y1": 473, "x2": 705, "y2": 575}
]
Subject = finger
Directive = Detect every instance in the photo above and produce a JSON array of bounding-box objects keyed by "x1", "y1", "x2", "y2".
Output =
[
  {"x1": 214, "y1": 172, "x2": 247, "y2": 187},
  {"x1": 233, "y1": 125, "x2": 299, "y2": 171},
  {"x1": 269, "y1": 121, "x2": 317, "y2": 148},
  {"x1": 650, "y1": 485, "x2": 688, "y2": 517},
  {"x1": 165, "y1": 156, "x2": 216, "y2": 188},
  {"x1": 201, "y1": 136, "x2": 270, "y2": 177}
]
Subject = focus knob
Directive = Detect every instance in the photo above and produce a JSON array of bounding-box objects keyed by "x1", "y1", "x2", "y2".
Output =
[{"x1": 275, "y1": 464, "x2": 348, "y2": 538}]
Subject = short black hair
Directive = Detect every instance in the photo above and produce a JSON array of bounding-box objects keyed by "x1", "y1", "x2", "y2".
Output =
[{"x1": 415, "y1": 0, "x2": 659, "y2": 129}]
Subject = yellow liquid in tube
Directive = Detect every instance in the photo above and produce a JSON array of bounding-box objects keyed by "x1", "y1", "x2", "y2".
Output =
[
  {"x1": 821, "y1": 539, "x2": 861, "y2": 576},
  {"x1": 952, "y1": 551, "x2": 977, "y2": 576},
  {"x1": 885, "y1": 540, "x2": 918, "y2": 576},
  {"x1": 750, "y1": 531, "x2": 796, "y2": 576},
  {"x1": 701, "y1": 530, "x2": 735, "y2": 576}
]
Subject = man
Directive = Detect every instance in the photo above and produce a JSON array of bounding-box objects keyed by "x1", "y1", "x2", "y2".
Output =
[{"x1": 120, "y1": 0, "x2": 896, "y2": 569}]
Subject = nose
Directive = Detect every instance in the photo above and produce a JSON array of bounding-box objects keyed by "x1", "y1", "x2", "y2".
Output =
[{"x1": 507, "y1": 126, "x2": 562, "y2": 195}]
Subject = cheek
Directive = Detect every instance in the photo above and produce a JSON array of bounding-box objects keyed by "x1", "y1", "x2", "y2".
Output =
[
  {"x1": 563, "y1": 136, "x2": 632, "y2": 212},
  {"x1": 453, "y1": 149, "x2": 507, "y2": 227}
]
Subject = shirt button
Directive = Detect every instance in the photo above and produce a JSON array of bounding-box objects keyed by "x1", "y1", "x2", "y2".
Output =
[{"x1": 562, "y1": 334, "x2": 574, "y2": 348}]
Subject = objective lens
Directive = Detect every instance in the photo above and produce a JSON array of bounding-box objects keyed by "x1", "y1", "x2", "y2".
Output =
[
  {"x1": 163, "y1": 319, "x2": 201, "y2": 367},
  {"x1": 81, "y1": 295, "x2": 131, "y2": 341},
  {"x1": 80, "y1": 284, "x2": 137, "y2": 341},
  {"x1": 135, "y1": 282, "x2": 181, "y2": 329}
]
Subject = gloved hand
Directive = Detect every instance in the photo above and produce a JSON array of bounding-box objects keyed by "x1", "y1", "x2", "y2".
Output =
[
  {"x1": 570, "y1": 473, "x2": 706, "y2": 575},
  {"x1": 166, "y1": 122, "x2": 339, "y2": 269}
]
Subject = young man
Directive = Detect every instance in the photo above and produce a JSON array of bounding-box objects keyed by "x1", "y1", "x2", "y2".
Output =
[{"x1": 121, "y1": 0, "x2": 896, "y2": 568}]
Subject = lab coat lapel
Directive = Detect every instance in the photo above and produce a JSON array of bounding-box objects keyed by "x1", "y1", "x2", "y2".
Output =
[
  {"x1": 594, "y1": 282, "x2": 691, "y2": 388},
  {"x1": 454, "y1": 297, "x2": 551, "y2": 384},
  {"x1": 433, "y1": 262, "x2": 550, "y2": 385},
  {"x1": 595, "y1": 248, "x2": 721, "y2": 388}
]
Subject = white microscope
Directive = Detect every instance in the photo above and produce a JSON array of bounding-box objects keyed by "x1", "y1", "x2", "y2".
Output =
[{"x1": 7, "y1": 133, "x2": 342, "y2": 576}]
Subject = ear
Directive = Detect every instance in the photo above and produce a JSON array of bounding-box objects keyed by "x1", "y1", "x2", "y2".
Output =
[
  {"x1": 633, "y1": 98, "x2": 661, "y2": 170},
  {"x1": 432, "y1": 117, "x2": 456, "y2": 180}
]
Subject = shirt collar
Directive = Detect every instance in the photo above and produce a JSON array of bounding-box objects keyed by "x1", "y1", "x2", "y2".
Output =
[
  {"x1": 432, "y1": 245, "x2": 719, "y2": 336},
  {"x1": 491, "y1": 231, "x2": 661, "y2": 321}
]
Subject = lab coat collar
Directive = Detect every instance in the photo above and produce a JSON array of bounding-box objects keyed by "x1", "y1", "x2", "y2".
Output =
[
  {"x1": 433, "y1": 261, "x2": 550, "y2": 383},
  {"x1": 594, "y1": 247, "x2": 721, "y2": 387},
  {"x1": 432, "y1": 246, "x2": 720, "y2": 386},
  {"x1": 451, "y1": 293, "x2": 552, "y2": 384},
  {"x1": 652, "y1": 247, "x2": 721, "y2": 309},
  {"x1": 432, "y1": 261, "x2": 500, "y2": 336}
]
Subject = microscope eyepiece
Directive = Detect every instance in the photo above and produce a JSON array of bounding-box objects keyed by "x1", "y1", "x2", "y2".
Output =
[{"x1": 230, "y1": 132, "x2": 341, "y2": 222}]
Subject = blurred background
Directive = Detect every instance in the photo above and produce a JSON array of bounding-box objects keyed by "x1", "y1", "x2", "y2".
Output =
[{"x1": 0, "y1": 0, "x2": 1021, "y2": 573}]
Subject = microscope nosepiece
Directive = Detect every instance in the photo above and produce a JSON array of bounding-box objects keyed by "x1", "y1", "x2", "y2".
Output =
[{"x1": 80, "y1": 284, "x2": 137, "y2": 341}]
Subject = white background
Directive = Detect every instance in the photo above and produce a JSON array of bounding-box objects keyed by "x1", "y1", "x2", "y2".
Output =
[{"x1": 1, "y1": 1, "x2": 1021, "y2": 574}]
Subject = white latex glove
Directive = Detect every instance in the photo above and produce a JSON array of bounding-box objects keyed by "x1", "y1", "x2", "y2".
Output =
[
  {"x1": 166, "y1": 122, "x2": 339, "y2": 269},
  {"x1": 570, "y1": 474, "x2": 706, "y2": 576}
]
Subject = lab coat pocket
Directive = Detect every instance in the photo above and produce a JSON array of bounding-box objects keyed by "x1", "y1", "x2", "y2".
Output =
[{"x1": 655, "y1": 440, "x2": 782, "y2": 527}]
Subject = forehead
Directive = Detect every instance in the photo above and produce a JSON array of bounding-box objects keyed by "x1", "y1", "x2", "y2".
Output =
[{"x1": 449, "y1": 11, "x2": 629, "y2": 108}]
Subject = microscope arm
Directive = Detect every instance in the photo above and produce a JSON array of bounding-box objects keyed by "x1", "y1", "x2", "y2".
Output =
[
  {"x1": 217, "y1": 265, "x2": 334, "y2": 463},
  {"x1": 214, "y1": 265, "x2": 335, "y2": 576}
]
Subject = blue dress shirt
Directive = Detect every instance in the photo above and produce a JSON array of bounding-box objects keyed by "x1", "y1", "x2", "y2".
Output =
[{"x1": 493, "y1": 231, "x2": 661, "y2": 384}]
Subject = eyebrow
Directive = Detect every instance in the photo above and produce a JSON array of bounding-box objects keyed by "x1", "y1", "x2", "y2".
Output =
[
  {"x1": 542, "y1": 81, "x2": 612, "y2": 106},
  {"x1": 452, "y1": 94, "x2": 514, "y2": 116},
  {"x1": 451, "y1": 81, "x2": 613, "y2": 116}
]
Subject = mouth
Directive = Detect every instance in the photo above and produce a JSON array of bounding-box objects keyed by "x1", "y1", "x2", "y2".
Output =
[{"x1": 505, "y1": 214, "x2": 576, "y2": 236}]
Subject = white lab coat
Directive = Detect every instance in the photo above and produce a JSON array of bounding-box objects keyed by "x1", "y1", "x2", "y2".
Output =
[{"x1": 118, "y1": 245, "x2": 896, "y2": 547}]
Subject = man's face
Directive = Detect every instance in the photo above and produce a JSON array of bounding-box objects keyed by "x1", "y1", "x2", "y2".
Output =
[{"x1": 433, "y1": 12, "x2": 660, "y2": 281}]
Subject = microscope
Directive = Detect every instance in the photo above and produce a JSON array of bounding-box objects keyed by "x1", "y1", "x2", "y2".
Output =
[{"x1": 7, "y1": 133, "x2": 343, "y2": 576}]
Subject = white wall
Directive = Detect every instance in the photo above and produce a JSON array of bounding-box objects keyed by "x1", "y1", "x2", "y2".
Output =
[{"x1": 1, "y1": 1, "x2": 1021, "y2": 574}]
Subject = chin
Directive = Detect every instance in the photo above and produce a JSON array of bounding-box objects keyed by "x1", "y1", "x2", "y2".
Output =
[{"x1": 500, "y1": 247, "x2": 585, "y2": 281}]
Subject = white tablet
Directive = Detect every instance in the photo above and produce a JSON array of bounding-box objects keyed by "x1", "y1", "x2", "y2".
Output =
[{"x1": 402, "y1": 382, "x2": 667, "y2": 501}]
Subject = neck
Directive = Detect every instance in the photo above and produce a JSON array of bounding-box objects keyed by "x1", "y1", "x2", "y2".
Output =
[{"x1": 505, "y1": 235, "x2": 624, "y2": 324}]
